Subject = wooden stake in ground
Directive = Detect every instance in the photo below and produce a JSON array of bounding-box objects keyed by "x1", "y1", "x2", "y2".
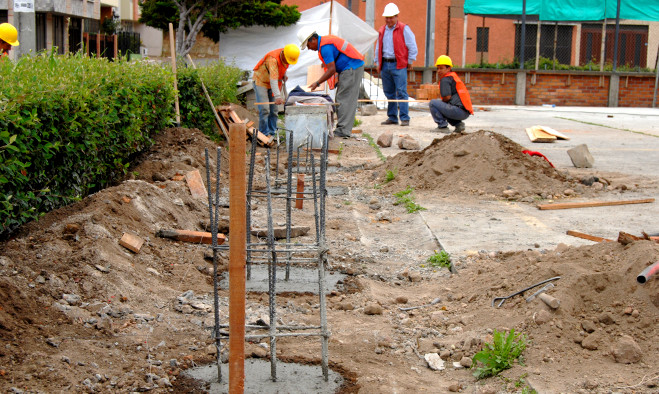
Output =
[
  {"x1": 537, "y1": 198, "x2": 655, "y2": 210},
  {"x1": 296, "y1": 173, "x2": 305, "y2": 209},
  {"x1": 229, "y1": 123, "x2": 246, "y2": 392},
  {"x1": 168, "y1": 23, "x2": 181, "y2": 126},
  {"x1": 566, "y1": 230, "x2": 613, "y2": 243},
  {"x1": 185, "y1": 54, "x2": 229, "y2": 140}
]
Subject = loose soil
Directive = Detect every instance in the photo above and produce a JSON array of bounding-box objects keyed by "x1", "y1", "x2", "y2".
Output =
[{"x1": 1, "y1": 116, "x2": 658, "y2": 393}]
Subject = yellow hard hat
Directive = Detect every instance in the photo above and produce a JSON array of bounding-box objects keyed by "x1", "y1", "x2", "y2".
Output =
[
  {"x1": 283, "y1": 44, "x2": 300, "y2": 65},
  {"x1": 435, "y1": 55, "x2": 452, "y2": 67},
  {"x1": 0, "y1": 23, "x2": 19, "y2": 46}
]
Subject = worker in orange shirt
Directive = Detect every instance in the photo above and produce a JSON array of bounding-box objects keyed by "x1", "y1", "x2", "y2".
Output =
[
  {"x1": 429, "y1": 55, "x2": 473, "y2": 134},
  {"x1": 252, "y1": 44, "x2": 300, "y2": 136},
  {"x1": 0, "y1": 23, "x2": 20, "y2": 58}
]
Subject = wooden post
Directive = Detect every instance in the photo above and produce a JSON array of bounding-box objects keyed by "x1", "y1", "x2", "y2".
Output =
[
  {"x1": 113, "y1": 34, "x2": 118, "y2": 59},
  {"x1": 229, "y1": 123, "x2": 246, "y2": 393},
  {"x1": 296, "y1": 173, "x2": 305, "y2": 209},
  {"x1": 96, "y1": 34, "x2": 101, "y2": 58},
  {"x1": 169, "y1": 23, "x2": 181, "y2": 126}
]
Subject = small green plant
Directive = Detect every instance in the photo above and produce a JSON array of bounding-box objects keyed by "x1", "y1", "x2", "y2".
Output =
[
  {"x1": 362, "y1": 132, "x2": 386, "y2": 162},
  {"x1": 393, "y1": 186, "x2": 426, "y2": 213},
  {"x1": 343, "y1": 200, "x2": 352, "y2": 205},
  {"x1": 337, "y1": 142, "x2": 344, "y2": 160},
  {"x1": 384, "y1": 168, "x2": 397, "y2": 183},
  {"x1": 354, "y1": 118, "x2": 362, "y2": 127},
  {"x1": 427, "y1": 250, "x2": 451, "y2": 269},
  {"x1": 472, "y1": 329, "x2": 528, "y2": 379}
]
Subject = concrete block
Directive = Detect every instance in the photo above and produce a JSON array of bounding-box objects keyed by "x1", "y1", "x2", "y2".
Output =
[
  {"x1": 377, "y1": 131, "x2": 393, "y2": 147},
  {"x1": 567, "y1": 144, "x2": 594, "y2": 168},
  {"x1": 360, "y1": 104, "x2": 378, "y2": 116}
]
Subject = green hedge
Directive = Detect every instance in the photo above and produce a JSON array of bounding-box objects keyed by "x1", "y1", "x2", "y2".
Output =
[
  {"x1": 177, "y1": 60, "x2": 244, "y2": 135},
  {"x1": 0, "y1": 52, "x2": 175, "y2": 237}
]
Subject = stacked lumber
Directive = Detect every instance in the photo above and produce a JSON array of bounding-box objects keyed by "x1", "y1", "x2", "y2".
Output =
[
  {"x1": 525, "y1": 125, "x2": 570, "y2": 143},
  {"x1": 216, "y1": 105, "x2": 275, "y2": 148},
  {"x1": 415, "y1": 84, "x2": 440, "y2": 100}
]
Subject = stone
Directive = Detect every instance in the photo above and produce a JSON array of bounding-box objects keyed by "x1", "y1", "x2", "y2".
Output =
[
  {"x1": 424, "y1": 353, "x2": 445, "y2": 371},
  {"x1": 581, "y1": 333, "x2": 599, "y2": 350},
  {"x1": 439, "y1": 349, "x2": 451, "y2": 360},
  {"x1": 395, "y1": 296, "x2": 408, "y2": 304},
  {"x1": 581, "y1": 320, "x2": 596, "y2": 333},
  {"x1": 598, "y1": 313, "x2": 615, "y2": 325},
  {"x1": 459, "y1": 356, "x2": 472, "y2": 368},
  {"x1": 447, "y1": 382, "x2": 462, "y2": 392},
  {"x1": 534, "y1": 309, "x2": 552, "y2": 325},
  {"x1": 398, "y1": 136, "x2": 420, "y2": 150},
  {"x1": 375, "y1": 211, "x2": 391, "y2": 222},
  {"x1": 364, "y1": 303, "x2": 383, "y2": 315},
  {"x1": 567, "y1": 144, "x2": 594, "y2": 168},
  {"x1": 337, "y1": 302, "x2": 354, "y2": 311},
  {"x1": 612, "y1": 335, "x2": 642, "y2": 364},
  {"x1": 63, "y1": 293, "x2": 81, "y2": 305},
  {"x1": 360, "y1": 104, "x2": 377, "y2": 116},
  {"x1": 377, "y1": 131, "x2": 393, "y2": 148}
]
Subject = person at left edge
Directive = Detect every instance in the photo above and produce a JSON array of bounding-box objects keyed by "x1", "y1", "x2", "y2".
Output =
[
  {"x1": 253, "y1": 44, "x2": 300, "y2": 137},
  {"x1": 299, "y1": 28, "x2": 365, "y2": 139},
  {"x1": 0, "y1": 23, "x2": 20, "y2": 58}
]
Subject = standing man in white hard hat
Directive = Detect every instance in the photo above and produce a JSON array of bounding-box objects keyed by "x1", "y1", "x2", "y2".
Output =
[
  {"x1": 376, "y1": 3, "x2": 417, "y2": 127},
  {"x1": 429, "y1": 55, "x2": 473, "y2": 134},
  {"x1": 252, "y1": 44, "x2": 300, "y2": 137},
  {"x1": 0, "y1": 22, "x2": 20, "y2": 58},
  {"x1": 298, "y1": 28, "x2": 365, "y2": 139}
]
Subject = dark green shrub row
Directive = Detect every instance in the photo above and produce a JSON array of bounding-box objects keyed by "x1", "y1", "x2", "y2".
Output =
[
  {"x1": 0, "y1": 52, "x2": 175, "y2": 238},
  {"x1": 465, "y1": 56, "x2": 654, "y2": 72},
  {"x1": 177, "y1": 60, "x2": 244, "y2": 136}
]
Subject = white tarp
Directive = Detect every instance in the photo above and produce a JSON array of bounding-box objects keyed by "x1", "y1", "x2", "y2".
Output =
[{"x1": 218, "y1": 2, "x2": 378, "y2": 94}]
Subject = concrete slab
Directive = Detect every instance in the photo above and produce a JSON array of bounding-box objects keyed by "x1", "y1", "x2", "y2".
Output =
[
  {"x1": 220, "y1": 265, "x2": 345, "y2": 294},
  {"x1": 185, "y1": 359, "x2": 343, "y2": 393}
]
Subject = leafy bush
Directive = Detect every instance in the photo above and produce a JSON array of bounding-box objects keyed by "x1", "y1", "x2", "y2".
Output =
[
  {"x1": 385, "y1": 168, "x2": 397, "y2": 183},
  {"x1": 472, "y1": 329, "x2": 528, "y2": 379},
  {"x1": 0, "y1": 51, "x2": 174, "y2": 238},
  {"x1": 393, "y1": 186, "x2": 426, "y2": 213},
  {"x1": 427, "y1": 250, "x2": 451, "y2": 269},
  {"x1": 464, "y1": 56, "x2": 654, "y2": 72},
  {"x1": 177, "y1": 60, "x2": 243, "y2": 136}
]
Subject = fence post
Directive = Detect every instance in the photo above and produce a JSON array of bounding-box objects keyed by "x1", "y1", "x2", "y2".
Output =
[
  {"x1": 96, "y1": 34, "x2": 100, "y2": 59},
  {"x1": 114, "y1": 35, "x2": 118, "y2": 59}
]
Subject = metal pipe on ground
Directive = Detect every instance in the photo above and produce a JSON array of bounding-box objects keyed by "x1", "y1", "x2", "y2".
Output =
[{"x1": 637, "y1": 261, "x2": 659, "y2": 284}]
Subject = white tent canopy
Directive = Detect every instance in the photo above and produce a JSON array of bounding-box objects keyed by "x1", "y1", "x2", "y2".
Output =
[{"x1": 218, "y1": 2, "x2": 378, "y2": 94}]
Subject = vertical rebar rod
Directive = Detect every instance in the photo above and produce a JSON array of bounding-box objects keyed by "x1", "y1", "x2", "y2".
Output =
[
  {"x1": 311, "y1": 153, "x2": 320, "y2": 242},
  {"x1": 318, "y1": 131, "x2": 329, "y2": 380},
  {"x1": 285, "y1": 129, "x2": 294, "y2": 280},
  {"x1": 264, "y1": 151, "x2": 278, "y2": 381},
  {"x1": 246, "y1": 133, "x2": 258, "y2": 280},
  {"x1": 204, "y1": 148, "x2": 222, "y2": 383}
]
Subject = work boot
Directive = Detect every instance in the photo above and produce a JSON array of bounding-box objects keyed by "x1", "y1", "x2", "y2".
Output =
[
  {"x1": 400, "y1": 120, "x2": 410, "y2": 126},
  {"x1": 381, "y1": 119, "x2": 398, "y2": 125},
  {"x1": 454, "y1": 122, "x2": 466, "y2": 133},
  {"x1": 433, "y1": 126, "x2": 450, "y2": 134}
]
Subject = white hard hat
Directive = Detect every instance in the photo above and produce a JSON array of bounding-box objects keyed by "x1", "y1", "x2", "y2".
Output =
[
  {"x1": 382, "y1": 3, "x2": 400, "y2": 17},
  {"x1": 297, "y1": 27, "x2": 316, "y2": 50}
]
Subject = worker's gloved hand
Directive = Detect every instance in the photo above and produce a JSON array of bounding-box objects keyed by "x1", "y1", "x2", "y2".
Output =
[{"x1": 274, "y1": 97, "x2": 284, "y2": 105}]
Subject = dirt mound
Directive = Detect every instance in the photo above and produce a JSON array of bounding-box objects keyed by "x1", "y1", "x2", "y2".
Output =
[{"x1": 379, "y1": 130, "x2": 579, "y2": 199}]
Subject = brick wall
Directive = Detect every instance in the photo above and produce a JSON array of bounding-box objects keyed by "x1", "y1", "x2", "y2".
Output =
[
  {"x1": 366, "y1": 66, "x2": 657, "y2": 107},
  {"x1": 526, "y1": 73, "x2": 609, "y2": 107}
]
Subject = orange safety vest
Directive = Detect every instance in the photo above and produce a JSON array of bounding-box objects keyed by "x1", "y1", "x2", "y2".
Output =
[
  {"x1": 317, "y1": 35, "x2": 364, "y2": 89},
  {"x1": 253, "y1": 48, "x2": 289, "y2": 90},
  {"x1": 377, "y1": 22, "x2": 409, "y2": 72},
  {"x1": 441, "y1": 71, "x2": 474, "y2": 115}
]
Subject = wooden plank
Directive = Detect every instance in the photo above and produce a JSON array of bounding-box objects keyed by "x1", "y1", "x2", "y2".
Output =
[
  {"x1": 185, "y1": 170, "x2": 207, "y2": 200},
  {"x1": 526, "y1": 126, "x2": 557, "y2": 143},
  {"x1": 566, "y1": 230, "x2": 613, "y2": 243},
  {"x1": 304, "y1": 148, "x2": 340, "y2": 154},
  {"x1": 538, "y1": 198, "x2": 655, "y2": 210},
  {"x1": 538, "y1": 125, "x2": 570, "y2": 140},
  {"x1": 156, "y1": 229, "x2": 225, "y2": 245},
  {"x1": 119, "y1": 233, "x2": 144, "y2": 253},
  {"x1": 295, "y1": 173, "x2": 305, "y2": 210}
]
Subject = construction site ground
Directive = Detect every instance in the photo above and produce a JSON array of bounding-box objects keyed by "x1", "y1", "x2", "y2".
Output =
[{"x1": 1, "y1": 105, "x2": 659, "y2": 393}]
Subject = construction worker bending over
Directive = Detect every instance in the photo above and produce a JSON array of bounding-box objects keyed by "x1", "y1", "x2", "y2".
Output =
[
  {"x1": 429, "y1": 55, "x2": 473, "y2": 134},
  {"x1": 0, "y1": 23, "x2": 20, "y2": 58},
  {"x1": 299, "y1": 28, "x2": 365, "y2": 139},
  {"x1": 253, "y1": 44, "x2": 300, "y2": 137}
]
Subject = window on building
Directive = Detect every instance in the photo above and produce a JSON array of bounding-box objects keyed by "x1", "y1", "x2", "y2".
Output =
[
  {"x1": 580, "y1": 24, "x2": 648, "y2": 68},
  {"x1": 69, "y1": 18, "x2": 83, "y2": 53},
  {"x1": 515, "y1": 23, "x2": 574, "y2": 66},
  {"x1": 53, "y1": 15, "x2": 65, "y2": 54},
  {"x1": 0, "y1": 10, "x2": 8, "y2": 23},
  {"x1": 476, "y1": 27, "x2": 489, "y2": 52},
  {"x1": 35, "y1": 13, "x2": 47, "y2": 51}
]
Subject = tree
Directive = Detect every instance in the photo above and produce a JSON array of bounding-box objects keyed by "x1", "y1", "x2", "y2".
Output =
[{"x1": 139, "y1": 0, "x2": 301, "y2": 58}]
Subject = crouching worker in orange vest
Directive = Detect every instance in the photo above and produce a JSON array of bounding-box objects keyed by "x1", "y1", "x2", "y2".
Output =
[
  {"x1": 253, "y1": 44, "x2": 300, "y2": 136},
  {"x1": 299, "y1": 28, "x2": 365, "y2": 139},
  {"x1": 429, "y1": 55, "x2": 473, "y2": 134},
  {"x1": 0, "y1": 23, "x2": 20, "y2": 58}
]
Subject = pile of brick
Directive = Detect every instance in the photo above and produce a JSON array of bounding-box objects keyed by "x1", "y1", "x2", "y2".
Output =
[{"x1": 415, "y1": 84, "x2": 440, "y2": 100}]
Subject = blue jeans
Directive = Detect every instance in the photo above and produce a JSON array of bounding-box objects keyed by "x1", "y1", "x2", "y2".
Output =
[
  {"x1": 381, "y1": 61, "x2": 409, "y2": 122},
  {"x1": 429, "y1": 100, "x2": 469, "y2": 127},
  {"x1": 253, "y1": 82, "x2": 278, "y2": 136}
]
